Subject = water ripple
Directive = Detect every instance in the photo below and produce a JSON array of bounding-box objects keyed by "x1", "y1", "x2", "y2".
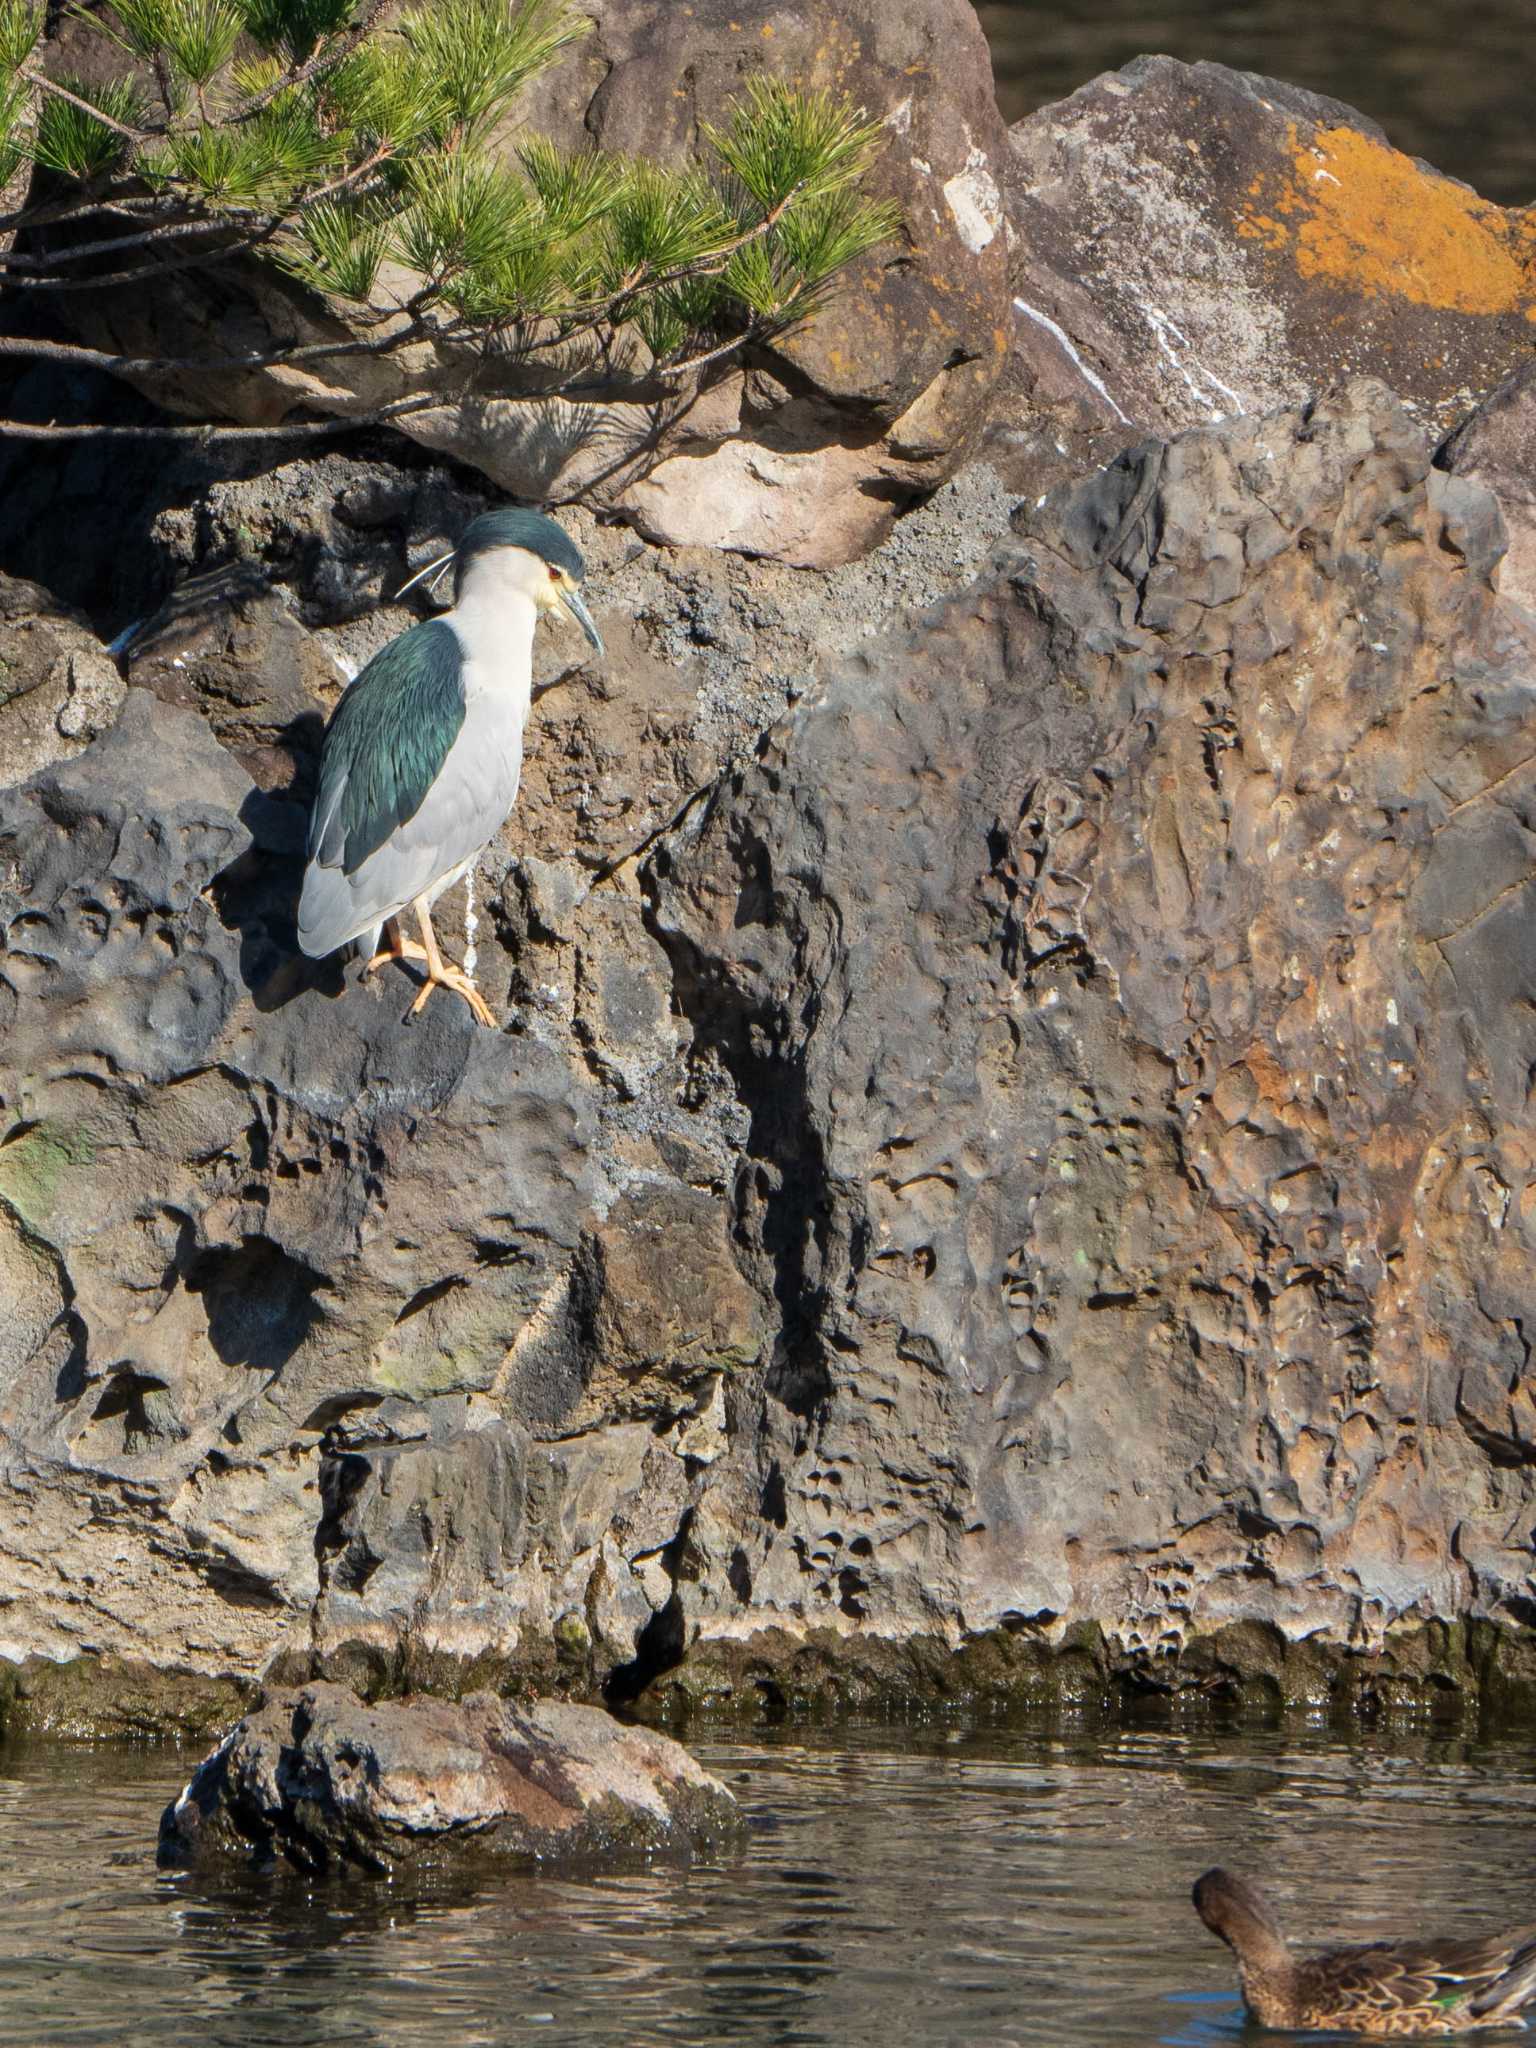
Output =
[{"x1": 2, "y1": 1719, "x2": 1536, "y2": 2046}]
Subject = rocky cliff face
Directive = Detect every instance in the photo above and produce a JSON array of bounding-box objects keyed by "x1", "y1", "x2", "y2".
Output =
[
  {"x1": 6, "y1": 373, "x2": 1536, "y2": 1731},
  {"x1": 4, "y1": 39, "x2": 1536, "y2": 1735},
  {"x1": 649, "y1": 379, "x2": 1536, "y2": 1706}
]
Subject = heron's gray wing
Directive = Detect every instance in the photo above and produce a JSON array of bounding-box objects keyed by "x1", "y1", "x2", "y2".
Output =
[
  {"x1": 300, "y1": 690, "x2": 525, "y2": 957},
  {"x1": 298, "y1": 619, "x2": 465, "y2": 958},
  {"x1": 309, "y1": 618, "x2": 465, "y2": 872}
]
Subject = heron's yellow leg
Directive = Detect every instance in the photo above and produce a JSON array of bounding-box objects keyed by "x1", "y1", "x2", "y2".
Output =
[
  {"x1": 363, "y1": 917, "x2": 429, "y2": 976},
  {"x1": 406, "y1": 896, "x2": 496, "y2": 1028}
]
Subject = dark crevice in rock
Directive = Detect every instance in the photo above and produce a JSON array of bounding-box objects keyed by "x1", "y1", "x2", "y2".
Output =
[{"x1": 603, "y1": 1592, "x2": 688, "y2": 1708}]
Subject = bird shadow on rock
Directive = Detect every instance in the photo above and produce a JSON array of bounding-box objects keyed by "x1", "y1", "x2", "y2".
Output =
[{"x1": 210, "y1": 713, "x2": 346, "y2": 1013}]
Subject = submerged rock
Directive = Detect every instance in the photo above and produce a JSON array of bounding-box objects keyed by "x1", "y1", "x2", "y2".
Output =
[{"x1": 157, "y1": 1682, "x2": 739, "y2": 1873}]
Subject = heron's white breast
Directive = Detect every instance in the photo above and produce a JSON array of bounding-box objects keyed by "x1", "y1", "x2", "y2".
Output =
[{"x1": 448, "y1": 589, "x2": 536, "y2": 786}]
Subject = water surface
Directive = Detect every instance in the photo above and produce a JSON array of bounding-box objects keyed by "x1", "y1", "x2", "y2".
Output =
[
  {"x1": 4, "y1": 1717, "x2": 1536, "y2": 2045},
  {"x1": 980, "y1": 0, "x2": 1536, "y2": 204}
]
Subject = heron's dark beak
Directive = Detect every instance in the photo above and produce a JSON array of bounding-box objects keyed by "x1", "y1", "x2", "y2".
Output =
[{"x1": 560, "y1": 584, "x2": 604, "y2": 656}]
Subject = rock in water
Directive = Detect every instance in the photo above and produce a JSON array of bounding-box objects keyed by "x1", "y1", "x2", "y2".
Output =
[{"x1": 157, "y1": 1683, "x2": 739, "y2": 1874}]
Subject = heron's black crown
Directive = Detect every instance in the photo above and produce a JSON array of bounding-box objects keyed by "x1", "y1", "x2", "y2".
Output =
[{"x1": 454, "y1": 508, "x2": 587, "y2": 593}]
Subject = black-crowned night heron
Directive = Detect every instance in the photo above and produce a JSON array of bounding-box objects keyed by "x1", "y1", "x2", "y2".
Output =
[{"x1": 297, "y1": 508, "x2": 603, "y2": 1026}]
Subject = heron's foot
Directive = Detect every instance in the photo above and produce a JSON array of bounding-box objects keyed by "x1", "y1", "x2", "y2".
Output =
[
  {"x1": 406, "y1": 962, "x2": 496, "y2": 1029},
  {"x1": 363, "y1": 935, "x2": 429, "y2": 976}
]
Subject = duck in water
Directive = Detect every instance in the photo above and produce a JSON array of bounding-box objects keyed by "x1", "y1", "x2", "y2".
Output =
[{"x1": 1193, "y1": 1869, "x2": 1536, "y2": 2036}]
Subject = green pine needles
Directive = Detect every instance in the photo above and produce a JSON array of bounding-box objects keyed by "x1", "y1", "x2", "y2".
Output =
[{"x1": 0, "y1": 0, "x2": 901, "y2": 447}]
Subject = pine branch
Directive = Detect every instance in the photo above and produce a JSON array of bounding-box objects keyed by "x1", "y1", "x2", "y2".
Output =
[
  {"x1": 0, "y1": 42, "x2": 899, "y2": 462},
  {"x1": 227, "y1": 0, "x2": 391, "y2": 124},
  {"x1": 20, "y1": 67, "x2": 157, "y2": 143},
  {"x1": 496, "y1": 180, "x2": 803, "y2": 357}
]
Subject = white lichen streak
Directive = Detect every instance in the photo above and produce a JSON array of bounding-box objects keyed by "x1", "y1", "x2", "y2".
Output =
[
  {"x1": 941, "y1": 144, "x2": 1001, "y2": 253},
  {"x1": 463, "y1": 866, "x2": 477, "y2": 978},
  {"x1": 1134, "y1": 295, "x2": 1245, "y2": 421},
  {"x1": 908, "y1": 155, "x2": 942, "y2": 231},
  {"x1": 1012, "y1": 296, "x2": 1133, "y2": 425}
]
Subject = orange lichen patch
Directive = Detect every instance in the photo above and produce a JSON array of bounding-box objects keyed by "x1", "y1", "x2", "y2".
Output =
[
  {"x1": 1237, "y1": 121, "x2": 1536, "y2": 315},
  {"x1": 1238, "y1": 213, "x2": 1289, "y2": 252}
]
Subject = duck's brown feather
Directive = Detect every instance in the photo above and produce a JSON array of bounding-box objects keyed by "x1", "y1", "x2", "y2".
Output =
[{"x1": 1293, "y1": 1927, "x2": 1536, "y2": 2033}]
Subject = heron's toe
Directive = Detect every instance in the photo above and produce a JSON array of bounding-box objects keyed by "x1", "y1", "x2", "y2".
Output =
[{"x1": 405, "y1": 967, "x2": 496, "y2": 1028}]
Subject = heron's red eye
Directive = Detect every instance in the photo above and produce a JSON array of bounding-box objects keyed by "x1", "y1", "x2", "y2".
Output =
[{"x1": 549, "y1": 566, "x2": 561, "y2": 581}]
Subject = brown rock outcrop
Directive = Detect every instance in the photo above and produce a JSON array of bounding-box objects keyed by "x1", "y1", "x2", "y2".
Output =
[
  {"x1": 158, "y1": 1681, "x2": 738, "y2": 1872},
  {"x1": 648, "y1": 377, "x2": 1536, "y2": 1680}
]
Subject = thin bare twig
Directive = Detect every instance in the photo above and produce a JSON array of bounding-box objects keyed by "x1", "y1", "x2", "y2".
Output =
[
  {"x1": 0, "y1": 316, "x2": 453, "y2": 376},
  {"x1": 1, "y1": 239, "x2": 252, "y2": 289},
  {"x1": 651, "y1": 320, "x2": 771, "y2": 384},
  {"x1": 0, "y1": 214, "x2": 233, "y2": 268},
  {"x1": 0, "y1": 193, "x2": 165, "y2": 234},
  {"x1": 1, "y1": 143, "x2": 394, "y2": 291},
  {"x1": 0, "y1": 391, "x2": 442, "y2": 440}
]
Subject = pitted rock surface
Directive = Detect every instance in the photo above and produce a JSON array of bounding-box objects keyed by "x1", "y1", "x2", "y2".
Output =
[
  {"x1": 0, "y1": 689, "x2": 598, "y2": 1674},
  {"x1": 158, "y1": 1681, "x2": 738, "y2": 1872},
  {"x1": 646, "y1": 377, "x2": 1536, "y2": 1674}
]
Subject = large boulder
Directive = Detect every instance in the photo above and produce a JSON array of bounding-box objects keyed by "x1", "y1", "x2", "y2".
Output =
[
  {"x1": 1004, "y1": 59, "x2": 1536, "y2": 449},
  {"x1": 644, "y1": 376, "x2": 1536, "y2": 1691},
  {"x1": 158, "y1": 1681, "x2": 739, "y2": 1872},
  {"x1": 46, "y1": 0, "x2": 1011, "y2": 568}
]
